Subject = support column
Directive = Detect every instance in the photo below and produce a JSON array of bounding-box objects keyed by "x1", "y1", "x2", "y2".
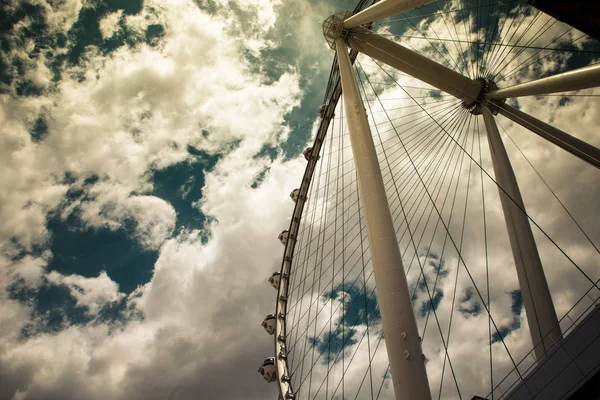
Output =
[
  {"x1": 487, "y1": 63, "x2": 600, "y2": 99},
  {"x1": 482, "y1": 106, "x2": 562, "y2": 360},
  {"x1": 346, "y1": 27, "x2": 482, "y2": 102},
  {"x1": 335, "y1": 37, "x2": 432, "y2": 400},
  {"x1": 494, "y1": 102, "x2": 600, "y2": 169},
  {"x1": 343, "y1": 0, "x2": 435, "y2": 29}
]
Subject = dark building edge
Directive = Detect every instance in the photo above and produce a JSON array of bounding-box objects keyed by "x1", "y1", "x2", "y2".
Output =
[{"x1": 528, "y1": 0, "x2": 600, "y2": 41}]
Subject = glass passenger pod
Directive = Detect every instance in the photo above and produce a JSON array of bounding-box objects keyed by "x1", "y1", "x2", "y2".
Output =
[
  {"x1": 278, "y1": 230, "x2": 289, "y2": 245},
  {"x1": 268, "y1": 271, "x2": 281, "y2": 289},
  {"x1": 261, "y1": 314, "x2": 276, "y2": 335},
  {"x1": 303, "y1": 147, "x2": 320, "y2": 161},
  {"x1": 318, "y1": 101, "x2": 330, "y2": 118},
  {"x1": 290, "y1": 188, "x2": 300, "y2": 203},
  {"x1": 303, "y1": 147, "x2": 313, "y2": 161},
  {"x1": 258, "y1": 357, "x2": 277, "y2": 382}
]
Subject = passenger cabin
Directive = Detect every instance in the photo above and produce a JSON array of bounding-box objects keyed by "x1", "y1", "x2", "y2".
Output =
[
  {"x1": 258, "y1": 357, "x2": 277, "y2": 382},
  {"x1": 261, "y1": 314, "x2": 276, "y2": 335},
  {"x1": 318, "y1": 103, "x2": 328, "y2": 118},
  {"x1": 290, "y1": 188, "x2": 300, "y2": 203},
  {"x1": 278, "y1": 230, "x2": 289, "y2": 245},
  {"x1": 268, "y1": 271, "x2": 280, "y2": 289},
  {"x1": 303, "y1": 147, "x2": 314, "y2": 161}
]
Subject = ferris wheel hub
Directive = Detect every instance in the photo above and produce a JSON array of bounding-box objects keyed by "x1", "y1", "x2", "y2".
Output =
[
  {"x1": 463, "y1": 78, "x2": 503, "y2": 115},
  {"x1": 323, "y1": 11, "x2": 352, "y2": 50}
]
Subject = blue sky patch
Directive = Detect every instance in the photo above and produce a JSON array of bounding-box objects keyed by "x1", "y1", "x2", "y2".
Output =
[
  {"x1": 310, "y1": 328, "x2": 357, "y2": 363},
  {"x1": 250, "y1": 167, "x2": 270, "y2": 189},
  {"x1": 45, "y1": 212, "x2": 158, "y2": 295},
  {"x1": 151, "y1": 146, "x2": 220, "y2": 232},
  {"x1": 323, "y1": 283, "x2": 381, "y2": 327},
  {"x1": 0, "y1": 1, "x2": 51, "y2": 94},
  {"x1": 8, "y1": 276, "x2": 141, "y2": 338},
  {"x1": 420, "y1": 288, "x2": 444, "y2": 317},
  {"x1": 44, "y1": 145, "x2": 220, "y2": 298},
  {"x1": 253, "y1": 144, "x2": 279, "y2": 161},
  {"x1": 492, "y1": 289, "x2": 523, "y2": 343},
  {"x1": 458, "y1": 287, "x2": 482, "y2": 317},
  {"x1": 412, "y1": 250, "x2": 449, "y2": 299},
  {"x1": 0, "y1": 0, "x2": 161, "y2": 96},
  {"x1": 66, "y1": 0, "x2": 144, "y2": 66},
  {"x1": 8, "y1": 277, "x2": 91, "y2": 336},
  {"x1": 29, "y1": 113, "x2": 49, "y2": 143},
  {"x1": 311, "y1": 282, "x2": 381, "y2": 363}
]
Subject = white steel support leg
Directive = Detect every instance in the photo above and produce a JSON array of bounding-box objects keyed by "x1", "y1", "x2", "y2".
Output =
[
  {"x1": 335, "y1": 37, "x2": 432, "y2": 400},
  {"x1": 343, "y1": 0, "x2": 435, "y2": 29},
  {"x1": 346, "y1": 27, "x2": 482, "y2": 102},
  {"x1": 488, "y1": 63, "x2": 600, "y2": 99},
  {"x1": 494, "y1": 102, "x2": 600, "y2": 169},
  {"x1": 482, "y1": 106, "x2": 562, "y2": 360}
]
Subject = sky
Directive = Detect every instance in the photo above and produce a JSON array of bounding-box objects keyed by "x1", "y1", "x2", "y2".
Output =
[{"x1": 1, "y1": 1, "x2": 599, "y2": 399}]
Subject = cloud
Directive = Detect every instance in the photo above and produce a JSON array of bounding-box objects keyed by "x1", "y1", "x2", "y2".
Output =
[
  {"x1": 1, "y1": 1, "x2": 599, "y2": 400},
  {"x1": 45, "y1": 271, "x2": 124, "y2": 316},
  {"x1": 99, "y1": 10, "x2": 123, "y2": 39},
  {"x1": 1, "y1": 0, "x2": 306, "y2": 398}
]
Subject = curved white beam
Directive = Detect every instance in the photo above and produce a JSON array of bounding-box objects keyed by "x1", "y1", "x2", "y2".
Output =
[
  {"x1": 343, "y1": 0, "x2": 435, "y2": 28},
  {"x1": 346, "y1": 27, "x2": 481, "y2": 102},
  {"x1": 488, "y1": 63, "x2": 600, "y2": 99},
  {"x1": 336, "y1": 37, "x2": 432, "y2": 400},
  {"x1": 482, "y1": 106, "x2": 562, "y2": 360},
  {"x1": 494, "y1": 102, "x2": 600, "y2": 169}
]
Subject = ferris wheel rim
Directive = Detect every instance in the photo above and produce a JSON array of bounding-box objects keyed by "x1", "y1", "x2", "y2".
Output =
[{"x1": 272, "y1": 47, "x2": 354, "y2": 400}]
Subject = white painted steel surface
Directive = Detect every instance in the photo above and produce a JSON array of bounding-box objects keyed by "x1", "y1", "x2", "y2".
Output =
[
  {"x1": 482, "y1": 106, "x2": 562, "y2": 360},
  {"x1": 493, "y1": 102, "x2": 600, "y2": 169},
  {"x1": 488, "y1": 63, "x2": 600, "y2": 99},
  {"x1": 346, "y1": 27, "x2": 481, "y2": 102},
  {"x1": 343, "y1": 0, "x2": 435, "y2": 28},
  {"x1": 335, "y1": 37, "x2": 432, "y2": 400}
]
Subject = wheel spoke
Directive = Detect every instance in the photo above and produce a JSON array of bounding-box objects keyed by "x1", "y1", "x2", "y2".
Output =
[{"x1": 488, "y1": 63, "x2": 600, "y2": 99}]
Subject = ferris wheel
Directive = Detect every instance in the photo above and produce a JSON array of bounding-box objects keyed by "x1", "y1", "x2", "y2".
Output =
[{"x1": 258, "y1": 1, "x2": 600, "y2": 399}]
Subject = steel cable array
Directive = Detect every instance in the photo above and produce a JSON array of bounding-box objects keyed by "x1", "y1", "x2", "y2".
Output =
[{"x1": 260, "y1": 1, "x2": 600, "y2": 399}]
